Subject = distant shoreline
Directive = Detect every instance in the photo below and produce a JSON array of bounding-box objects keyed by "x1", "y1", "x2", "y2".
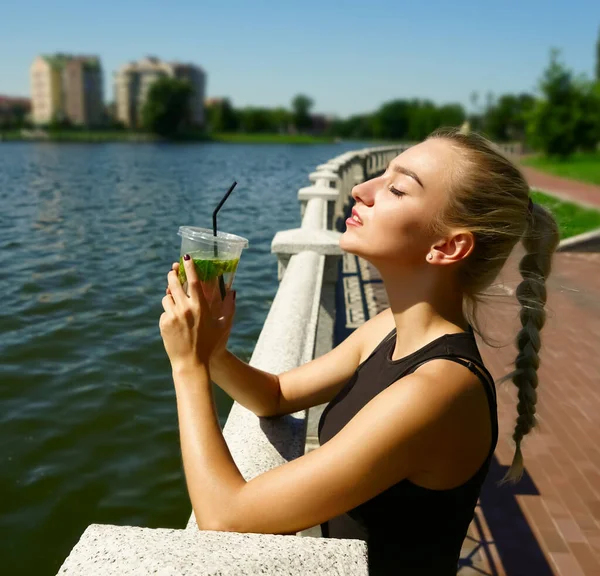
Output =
[{"x1": 0, "y1": 130, "x2": 338, "y2": 145}]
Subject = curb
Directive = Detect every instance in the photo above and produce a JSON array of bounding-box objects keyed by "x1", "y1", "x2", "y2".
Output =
[{"x1": 557, "y1": 228, "x2": 600, "y2": 253}]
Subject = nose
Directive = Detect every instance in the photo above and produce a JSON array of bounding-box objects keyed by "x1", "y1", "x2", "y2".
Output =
[{"x1": 351, "y1": 179, "x2": 375, "y2": 206}]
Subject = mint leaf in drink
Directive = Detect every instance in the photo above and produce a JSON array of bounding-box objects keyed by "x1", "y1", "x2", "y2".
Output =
[{"x1": 178, "y1": 257, "x2": 239, "y2": 284}]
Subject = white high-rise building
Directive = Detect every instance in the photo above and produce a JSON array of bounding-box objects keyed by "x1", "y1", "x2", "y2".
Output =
[{"x1": 30, "y1": 54, "x2": 104, "y2": 126}]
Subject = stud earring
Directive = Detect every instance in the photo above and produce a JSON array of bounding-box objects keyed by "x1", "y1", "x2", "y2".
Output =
[{"x1": 427, "y1": 254, "x2": 433, "y2": 261}]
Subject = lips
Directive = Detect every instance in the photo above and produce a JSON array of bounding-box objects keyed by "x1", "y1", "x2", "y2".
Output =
[{"x1": 351, "y1": 208, "x2": 363, "y2": 225}]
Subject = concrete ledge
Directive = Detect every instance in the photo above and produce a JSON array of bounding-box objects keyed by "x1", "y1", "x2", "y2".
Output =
[
  {"x1": 557, "y1": 228, "x2": 600, "y2": 253},
  {"x1": 297, "y1": 186, "x2": 340, "y2": 203},
  {"x1": 315, "y1": 163, "x2": 343, "y2": 171},
  {"x1": 57, "y1": 524, "x2": 368, "y2": 575},
  {"x1": 272, "y1": 229, "x2": 343, "y2": 256},
  {"x1": 301, "y1": 197, "x2": 327, "y2": 230},
  {"x1": 309, "y1": 171, "x2": 339, "y2": 185},
  {"x1": 250, "y1": 251, "x2": 325, "y2": 373}
]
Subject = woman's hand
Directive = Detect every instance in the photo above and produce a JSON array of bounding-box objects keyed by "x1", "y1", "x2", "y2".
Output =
[{"x1": 160, "y1": 256, "x2": 236, "y2": 370}]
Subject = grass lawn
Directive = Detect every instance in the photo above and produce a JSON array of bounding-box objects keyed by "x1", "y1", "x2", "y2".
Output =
[
  {"x1": 2, "y1": 130, "x2": 335, "y2": 145},
  {"x1": 47, "y1": 131, "x2": 156, "y2": 142},
  {"x1": 0, "y1": 130, "x2": 156, "y2": 142},
  {"x1": 0, "y1": 130, "x2": 25, "y2": 140},
  {"x1": 531, "y1": 189, "x2": 600, "y2": 239},
  {"x1": 523, "y1": 153, "x2": 600, "y2": 186},
  {"x1": 212, "y1": 132, "x2": 335, "y2": 144}
]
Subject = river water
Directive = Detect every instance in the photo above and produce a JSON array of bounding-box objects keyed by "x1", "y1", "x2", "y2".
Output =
[{"x1": 0, "y1": 141, "x2": 363, "y2": 575}]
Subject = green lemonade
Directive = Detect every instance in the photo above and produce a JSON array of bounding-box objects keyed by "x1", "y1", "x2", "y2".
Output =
[{"x1": 178, "y1": 255, "x2": 240, "y2": 285}]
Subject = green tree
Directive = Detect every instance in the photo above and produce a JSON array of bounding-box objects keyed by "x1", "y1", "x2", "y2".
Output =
[
  {"x1": 0, "y1": 102, "x2": 30, "y2": 129},
  {"x1": 48, "y1": 112, "x2": 72, "y2": 131},
  {"x1": 237, "y1": 107, "x2": 274, "y2": 133},
  {"x1": 484, "y1": 93, "x2": 535, "y2": 142},
  {"x1": 437, "y1": 103, "x2": 466, "y2": 129},
  {"x1": 326, "y1": 115, "x2": 373, "y2": 139},
  {"x1": 527, "y1": 49, "x2": 580, "y2": 158},
  {"x1": 370, "y1": 99, "x2": 464, "y2": 141},
  {"x1": 270, "y1": 107, "x2": 292, "y2": 133},
  {"x1": 291, "y1": 94, "x2": 314, "y2": 132},
  {"x1": 372, "y1": 100, "x2": 411, "y2": 139},
  {"x1": 141, "y1": 77, "x2": 193, "y2": 138},
  {"x1": 573, "y1": 77, "x2": 600, "y2": 151},
  {"x1": 206, "y1": 98, "x2": 239, "y2": 132},
  {"x1": 407, "y1": 100, "x2": 441, "y2": 140}
]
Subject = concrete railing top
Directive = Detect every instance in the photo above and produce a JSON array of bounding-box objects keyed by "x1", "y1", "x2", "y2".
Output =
[
  {"x1": 57, "y1": 144, "x2": 416, "y2": 575},
  {"x1": 58, "y1": 525, "x2": 368, "y2": 575}
]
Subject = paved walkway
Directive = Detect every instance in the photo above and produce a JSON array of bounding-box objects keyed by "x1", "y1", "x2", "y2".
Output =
[
  {"x1": 519, "y1": 165, "x2": 600, "y2": 210},
  {"x1": 337, "y1": 247, "x2": 600, "y2": 576}
]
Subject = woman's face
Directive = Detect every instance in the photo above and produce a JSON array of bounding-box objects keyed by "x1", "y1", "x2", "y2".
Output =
[{"x1": 340, "y1": 138, "x2": 458, "y2": 268}]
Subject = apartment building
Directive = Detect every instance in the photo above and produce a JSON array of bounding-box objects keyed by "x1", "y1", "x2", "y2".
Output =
[
  {"x1": 115, "y1": 56, "x2": 205, "y2": 128},
  {"x1": 30, "y1": 55, "x2": 63, "y2": 125},
  {"x1": 63, "y1": 57, "x2": 104, "y2": 126},
  {"x1": 30, "y1": 54, "x2": 104, "y2": 126}
]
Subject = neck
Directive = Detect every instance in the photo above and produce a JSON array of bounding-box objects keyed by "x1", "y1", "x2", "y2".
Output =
[{"x1": 377, "y1": 262, "x2": 469, "y2": 362}]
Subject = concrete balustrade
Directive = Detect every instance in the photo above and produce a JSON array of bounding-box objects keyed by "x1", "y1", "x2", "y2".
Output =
[
  {"x1": 298, "y1": 185, "x2": 339, "y2": 229},
  {"x1": 56, "y1": 143, "x2": 414, "y2": 575},
  {"x1": 308, "y1": 169, "x2": 339, "y2": 188}
]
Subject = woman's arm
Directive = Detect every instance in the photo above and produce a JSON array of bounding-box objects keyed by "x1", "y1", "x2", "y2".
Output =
[
  {"x1": 208, "y1": 317, "x2": 370, "y2": 417},
  {"x1": 173, "y1": 358, "x2": 484, "y2": 533},
  {"x1": 208, "y1": 349, "x2": 282, "y2": 418}
]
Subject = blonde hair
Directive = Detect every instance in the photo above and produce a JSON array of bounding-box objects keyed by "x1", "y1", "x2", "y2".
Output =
[{"x1": 427, "y1": 127, "x2": 560, "y2": 483}]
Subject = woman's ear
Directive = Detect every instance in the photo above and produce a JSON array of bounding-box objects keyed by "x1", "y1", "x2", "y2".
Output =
[{"x1": 429, "y1": 231, "x2": 474, "y2": 265}]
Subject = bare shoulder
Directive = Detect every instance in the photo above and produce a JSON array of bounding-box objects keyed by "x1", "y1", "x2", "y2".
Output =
[
  {"x1": 409, "y1": 359, "x2": 492, "y2": 431},
  {"x1": 354, "y1": 307, "x2": 396, "y2": 364},
  {"x1": 414, "y1": 358, "x2": 488, "y2": 396},
  {"x1": 406, "y1": 359, "x2": 494, "y2": 488}
]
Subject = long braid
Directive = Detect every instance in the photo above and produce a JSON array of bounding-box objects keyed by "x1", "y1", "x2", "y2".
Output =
[{"x1": 501, "y1": 202, "x2": 560, "y2": 483}]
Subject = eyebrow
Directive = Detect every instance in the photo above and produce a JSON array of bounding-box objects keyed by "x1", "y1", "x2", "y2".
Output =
[{"x1": 390, "y1": 164, "x2": 424, "y2": 189}]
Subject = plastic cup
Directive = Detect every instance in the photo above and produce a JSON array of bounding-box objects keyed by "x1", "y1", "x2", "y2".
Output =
[{"x1": 177, "y1": 226, "x2": 249, "y2": 315}]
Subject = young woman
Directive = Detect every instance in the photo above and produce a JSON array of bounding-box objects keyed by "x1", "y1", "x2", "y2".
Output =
[{"x1": 160, "y1": 128, "x2": 560, "y2": 575}]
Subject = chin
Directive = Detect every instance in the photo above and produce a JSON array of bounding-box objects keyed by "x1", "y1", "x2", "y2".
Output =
[{"x1": 340, "y1": 229, "x2": 365, "y2": 258}]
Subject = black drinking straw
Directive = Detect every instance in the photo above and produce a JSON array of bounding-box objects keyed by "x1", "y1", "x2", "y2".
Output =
[{"x1": 212, "y1": 181, "x2": 237, "y2": 300}]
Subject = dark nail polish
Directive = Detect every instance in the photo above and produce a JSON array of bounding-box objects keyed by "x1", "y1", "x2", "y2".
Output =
[
  {"x1": 184, "y1": 254, "x2": 191, "y2": 261},
  {"x1": 233, "y1": 291, "x2": 237, "y2": 301}
]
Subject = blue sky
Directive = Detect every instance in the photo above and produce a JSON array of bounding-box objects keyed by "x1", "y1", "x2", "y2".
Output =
[{"x1": 1, "y1": 0, "x2": 598, "y2": 117}]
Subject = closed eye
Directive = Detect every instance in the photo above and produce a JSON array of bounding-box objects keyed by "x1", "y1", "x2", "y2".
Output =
[{"x1": 389, "y1": 185, "x2": 406, "y2": 198}]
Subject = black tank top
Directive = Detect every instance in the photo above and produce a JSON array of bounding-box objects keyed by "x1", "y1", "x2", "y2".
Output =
[{"x1": 318, "y1": 326, "x2": 498, "y2": 576}]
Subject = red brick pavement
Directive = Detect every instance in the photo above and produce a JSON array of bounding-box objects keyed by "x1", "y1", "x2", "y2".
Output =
[{"x1": 520, "y1": 166, "x2": 600, "y2": 209}]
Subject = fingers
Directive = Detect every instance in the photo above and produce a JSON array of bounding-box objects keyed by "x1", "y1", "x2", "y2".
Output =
[
  {"x1": 221, "y1": 290, "x2": 236, "y2": 319},
  {"x1": 165, "y1": 263, "x2": 178, "y2": 295},
  {"x1": 167, "y1": 269, "x2": 186, "y2": 306},
  {"x1": 165, "y1": 261, "x2": 179, "y2": 295},
  {"x1": 182, "y1": 254, "x2": 208, "y2": 309},
  {"x1": 161, "y1": 294, "x2": 175, "y2": 313}
]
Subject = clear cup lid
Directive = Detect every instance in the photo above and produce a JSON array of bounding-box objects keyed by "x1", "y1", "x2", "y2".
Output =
[{"x1": 178, "y1": 226, "x2": 249, "y2": 248}]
